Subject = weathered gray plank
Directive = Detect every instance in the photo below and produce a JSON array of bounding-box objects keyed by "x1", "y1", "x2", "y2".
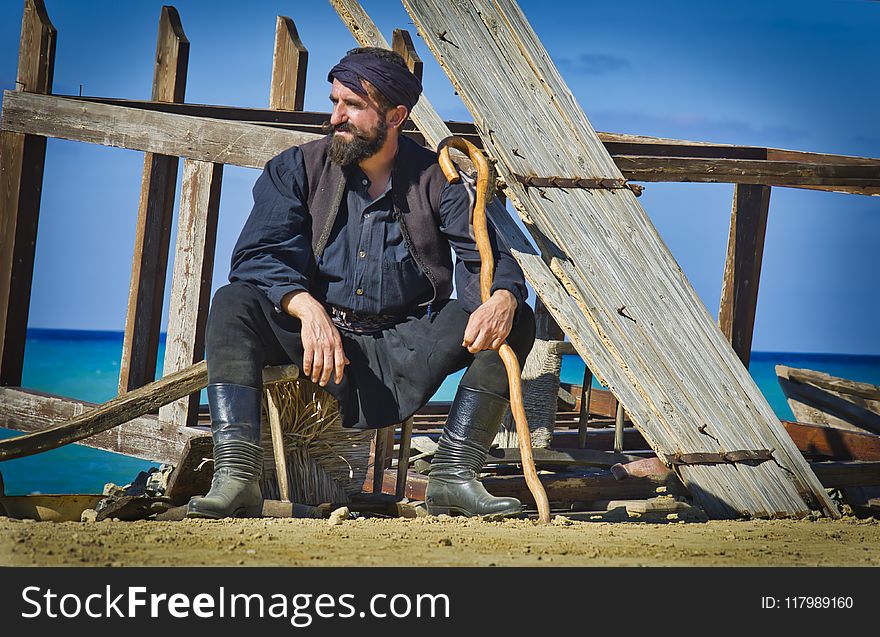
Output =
[
  {"x1": 0, "y1": 90, "x2": 320, "y2": 169},
  {"x1": 719, "y1": 184, "x2": 771, "y2": 367},
  {"x1": 404, "y1": 0, "x2": 837, "y2": 518},
  {"x1": 0, "y1": 0, "x2": 55, "y2": 386},
  {"x1": 4, "y1": 90, "x2": 878, "y2": 193},
  {"x1": 777, "y1": 365, "x2": 880, "y2": 435},
  {"x1": 0, "y1": 388, "x2": 198, "y2": 465},
  {"x1": 119, "y1": 6, "x2": 189, "y2": 394},
  {"x1": 159, "y1": 159, "x2": 222, "y2": 428},
  {"x1": 0, "y1": 362, "x2": 207, "y2": 463}
]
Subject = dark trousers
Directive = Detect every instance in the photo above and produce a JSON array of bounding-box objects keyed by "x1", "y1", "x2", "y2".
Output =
[{"x1": 205, "y1": 282, "x2": 535, "y2": 429}]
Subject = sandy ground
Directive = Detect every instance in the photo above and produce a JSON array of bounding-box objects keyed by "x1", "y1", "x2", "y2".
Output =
[{"x1": 1, "y1": 513, "x2": 879, "y2": 567}]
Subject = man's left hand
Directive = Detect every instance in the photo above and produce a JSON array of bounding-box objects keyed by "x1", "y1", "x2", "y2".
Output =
[{"x1": 462, "y1": 289, "x2": 517, "y2": 353}]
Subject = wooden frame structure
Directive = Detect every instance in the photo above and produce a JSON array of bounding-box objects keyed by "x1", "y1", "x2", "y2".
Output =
[{"x1": 1, "y1": 1, "x2": 878, "y2": 514}]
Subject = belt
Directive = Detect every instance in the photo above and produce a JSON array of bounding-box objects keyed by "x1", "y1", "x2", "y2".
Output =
[{"x1": 328, "y1": 305, "x2": 402, "y2": 334}]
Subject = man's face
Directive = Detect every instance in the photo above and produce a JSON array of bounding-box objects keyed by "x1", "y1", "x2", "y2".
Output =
[{"x1": 327, "y1": 79, "x2": 389, "y2": 166}]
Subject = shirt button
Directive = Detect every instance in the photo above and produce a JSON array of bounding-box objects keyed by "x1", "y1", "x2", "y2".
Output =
[
  {"x1": 364, "y1": 213, "x2": 370, "y2": 219},
  {"x1": 358, "y1": 250, "x2": 366, "y2": 258},
  {"x1": 356, "y1": 288, "x2": 364, "y2": 296},
  {"x1": 362, "y1": 178, "x2": 368, "y2": 186}
]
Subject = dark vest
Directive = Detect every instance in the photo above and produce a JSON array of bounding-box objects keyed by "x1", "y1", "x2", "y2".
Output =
[{"x1": 300, "y1": 134, "x2": 453, "y2": 307}]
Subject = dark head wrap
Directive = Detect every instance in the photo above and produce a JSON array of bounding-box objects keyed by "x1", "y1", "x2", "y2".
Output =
[{"x1": 328, "y1": 51, "x2": 422, "y2": 112}]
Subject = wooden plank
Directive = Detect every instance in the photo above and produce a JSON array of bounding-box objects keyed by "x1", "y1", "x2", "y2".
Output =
[
  {"x1": 404, "y1": 0, "x2": 837, "y2": 519},
  {"x1": 718, "y1": 184, "x2": 771, "y2": 367},
  {"x1": 782, "y1": 420, "x2": 880, "y2": 461},
  {"x1": 787, "y1": 367, "x2": 880, "y2": 402},
  {"x1": 392, "y1": 29, "x2": 423, "y2": 80},
  {"x1": 158, "y1": 160, "x2": 222, "y2": 428},
  {"x1": 777, "y1": 367, "x2": 880, "y2": 435},
  {"x1": 120, "y1": 6, "x2": 189, "y2": 393},
  {"x1": 0, "y1": 90, "x2": 321, "y2": 169},
  {"x1": 483, "y1": 471, "x2": 688, "y2": 505},
  {"x1": 269, "y1": 16, "x2": 308, "y2": 111},
  {"x1": 5, "y1": 90, "x2": 878, "y2": 194},
  {"x1": 616, "y1": 156, "x2": 879, "y2": 187},
  {"x1": 0, "y1": 363, "x2": 206, "y2": 463},
  {"x1": 486, "y1": 446, "x2": 641, "y2": 468},
  {"x1": 163, "y1": 433, "x2": 213, "y2": 504},
  {"x1": 0, "y1": 0, "x2": 55, "y2": 386},
  {"x1": 809, "y1": 461, "x2": 880, "y2": 489},
  {"x1": 46, "y1": 95, "x2": 880, "y2": 185}
]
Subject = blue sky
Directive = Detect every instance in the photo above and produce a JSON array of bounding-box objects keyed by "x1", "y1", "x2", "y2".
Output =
[{"x1": 1, "y1": 0, "x2": 878, "y2": 354}]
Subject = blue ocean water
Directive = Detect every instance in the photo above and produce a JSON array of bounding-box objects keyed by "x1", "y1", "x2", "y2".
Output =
[{"x1": 2, "y1": 328, "x2": 880, "y2": 495}]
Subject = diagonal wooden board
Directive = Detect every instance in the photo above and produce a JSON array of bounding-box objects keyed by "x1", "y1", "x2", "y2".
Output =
[{"x1": 398, "y1": 0, "x2": 837, "y2": 519}]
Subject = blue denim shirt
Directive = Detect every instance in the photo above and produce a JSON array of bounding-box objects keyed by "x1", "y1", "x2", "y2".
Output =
[{"x1": 229, "y1": 146, "x2": 527, "y2": 316}]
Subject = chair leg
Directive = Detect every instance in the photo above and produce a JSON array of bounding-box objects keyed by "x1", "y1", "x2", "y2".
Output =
[
  {"x1": 395, "y1": 417, "x2": 414, "y2": 501},
  {"x1": 266, "y1": 389, "x2": 290, "y2": 502}
]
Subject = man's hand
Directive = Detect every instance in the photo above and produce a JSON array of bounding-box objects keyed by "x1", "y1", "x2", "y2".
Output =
[
  {"x1": 462, "y1": 289, "x2": 517, "y2": 353},
  {"x1": 281, "y1": 291, "x2": 349, "y2": 386}
]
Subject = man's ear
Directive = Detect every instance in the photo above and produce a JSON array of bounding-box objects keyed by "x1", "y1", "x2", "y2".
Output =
[{"x1": 386, "y1": 105, "x2": 409, "y2": 130}]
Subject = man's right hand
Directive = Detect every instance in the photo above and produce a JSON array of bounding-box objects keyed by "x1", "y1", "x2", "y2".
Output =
[{"x1": 281, "y1": 291, "x2": 349, "y2": 387}]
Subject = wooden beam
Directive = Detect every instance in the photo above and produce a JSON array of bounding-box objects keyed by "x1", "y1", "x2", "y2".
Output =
[
  {"x1": 0, "y1": 387, "x2": 201, "y2": 464},
  {"x1": 616, "y1": 156, "x2": 880, "y2": 187},
  {"x1": 4, "y1": 91, "x2": 879, "y2": 194},
  {"x1": 718, "y1": 184, "x2": 771, "y2": 367},
  {"x1": 391, "y1": 29, "x2": 423, "y2": 80},
  {"x1": 0, "y1": 90, "x2": 321, "y2": 170},
  {"x1": 119, "y1": 6, "x2": 189, "y2": 394},
  {"x1": 404, "y1": 0, "x2": 837, "y2": 519},
  {"x1": 810, "y1": 461, "x2": 880, "y2": 488},
  {"x1": 786, "y1": 367, "x2": 880, "y2": 402},
  {"x1": 0, "y1": 362, "x2": 207, "y2": 463},
  {"x1": 158, "y1": 160, "x2": 222, "y2": 428},
  {"x1": 782, "y1": 420, "x2": 880, "y2": 461},
  {"x1": 487, "y1": 446, "x2": 642, "y2": 468},
  {"x1": 0, "y1": 0, "x2": 55, "y2": 386},
  {"x1": 269, "y1": 16, "x2": 307, "y2": 111}
]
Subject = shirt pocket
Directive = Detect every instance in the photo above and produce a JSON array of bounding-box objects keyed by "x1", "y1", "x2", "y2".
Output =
[{"x1": 380, "y1": 256, "x2": 426, "y2": 313}]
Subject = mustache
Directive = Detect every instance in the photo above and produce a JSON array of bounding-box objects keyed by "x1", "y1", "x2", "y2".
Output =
[{"x1": 322, "y1": 121, "x2": 358, "y2": 136}]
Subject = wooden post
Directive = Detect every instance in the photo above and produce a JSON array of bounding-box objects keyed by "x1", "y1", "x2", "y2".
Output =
[
  {"x1": 718, "y1": 184, "x2": 771, "y2": 368},
  {"x1": 391, "y1": 29, "x2": 423, "y2": 79},
  {"x1": 269, "y1": 16, "x2": 308, "y2": 111},
  {"x1": 578, "y1": 367, "x2": 592, "y2": 448},
  {"x1": 371, "y1": 427, "x2": 390, "y2": 495},
  {"x1": 614, "y1": 401, "x2": 625, "y2": 453},
  {"x1": 158, "y1": 159, "x2": 222, "y2": 428},
  {"x1": 119, "y1": 6, "x2": 189, "y2": 393},
  {"x1": 262, "y1": 16, "x2": 308, "y2": 491},
  {"x1": 0, "y1": 0, "x2": 55, "y2": 386},
  {"x1": 395, "y1": 416, "x2": 414, "y2": 500}
]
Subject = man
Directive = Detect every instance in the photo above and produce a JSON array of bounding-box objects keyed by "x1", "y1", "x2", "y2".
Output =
[{"x1": 187, "y1": 47, "x2": 535, "y2": 519}]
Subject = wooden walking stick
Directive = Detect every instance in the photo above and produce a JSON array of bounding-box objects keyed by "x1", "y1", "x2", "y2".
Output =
[{"x1": 438, "y1": 136, "x2": 551, "y2": 523}]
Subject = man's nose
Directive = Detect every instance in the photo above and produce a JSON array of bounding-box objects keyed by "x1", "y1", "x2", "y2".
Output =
[{"x1": 330, "y1": 102, "x2": 346, "y2": 126}]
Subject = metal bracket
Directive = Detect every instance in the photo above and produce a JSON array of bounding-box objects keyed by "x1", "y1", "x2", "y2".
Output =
[
  {"x1": 511, "y1": 173, "x2": 644, "y2": 196},
  {"x1": 670, "y1": 449, "x2": 775, "y2": 466}
]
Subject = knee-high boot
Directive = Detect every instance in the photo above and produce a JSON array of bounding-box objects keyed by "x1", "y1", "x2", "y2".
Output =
[
  {"x1": 186, "y1": 384, "x2": 264, "y2": 519},
  {"x1": 425, "y1": 386, "x2": 522, "y2": 517}
]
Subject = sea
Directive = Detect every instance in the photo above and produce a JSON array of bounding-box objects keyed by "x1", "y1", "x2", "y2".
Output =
[{"x1": 2, "y1": 327, "x2": 880, "y2": 496}]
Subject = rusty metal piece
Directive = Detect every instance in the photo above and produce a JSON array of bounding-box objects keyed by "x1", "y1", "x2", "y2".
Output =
[
  {"x1": 671, "y1": 449, "x2": 775, "y2": 466},
  {"x1": 512, "y1": 173, "x2": 642, "y2": 196}
]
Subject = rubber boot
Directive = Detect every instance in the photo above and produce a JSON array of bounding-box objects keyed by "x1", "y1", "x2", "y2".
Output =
[
  {"x1": 426, "y1": 386, "x2": 522, "y2": 517},
  {"x1": 186, "y1": 384, "x2": 264, "y2": 519}
]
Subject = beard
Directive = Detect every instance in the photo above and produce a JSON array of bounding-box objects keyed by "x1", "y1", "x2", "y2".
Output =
[{"x1": 326, "y1": 118, "x2": 388, "y2": 166}]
